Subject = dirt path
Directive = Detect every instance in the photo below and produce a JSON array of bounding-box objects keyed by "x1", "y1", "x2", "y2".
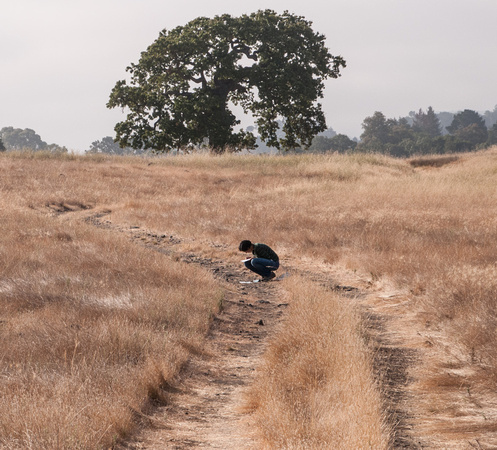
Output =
[
  {"x1": 84, "y1": 216, "x2": 286, "y2": 448},
  {"x1": 119, "y1": 279, "x2": 284, "y2": 449},
  {"x1": 43, "y1": 207, "x2": 494, "y2": 448},
  {"x1": 85, "y1": 214, "x2": 420, "y2": 448}
]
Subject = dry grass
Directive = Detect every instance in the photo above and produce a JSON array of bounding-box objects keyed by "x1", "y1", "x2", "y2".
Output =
[
  {"x1": 245, "y1": 277, "x2": 388, "y2": 449},
  {"x1": 0, "y1": 157, "x2": 222, "y2": 448},
  {"x1": 2, "y1": 147, "x2": 497, "y2": 447}
]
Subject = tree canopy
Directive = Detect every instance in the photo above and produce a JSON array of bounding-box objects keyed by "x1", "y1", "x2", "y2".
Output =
[
  {"x1": 356, "y1": 107, "x2": 494, "y2": 157},
  {"x1": 487, "y1": 122, "x2": 497, "y2": 146},
  {"x1": 0, "y1": 127, "x2": 67, "y2": 153},
  {"x1": 412, "y1": 107, "x2": 441, "y2": 137},
  {"x1": 86, "y1": 136, "x2": 147, "y2": 155},
  {"x1": 446, "y1": 109, "x2": 488, "y2": 146},
  {"x1": 107, "y1": 10, "x2": 345, "y2": 153},
  {"x1": 358, "y1": 110, "x2": 443, "y2": 156},
  {"x1": 0, "y1": 127, "x2": 48, "y2": 151}
]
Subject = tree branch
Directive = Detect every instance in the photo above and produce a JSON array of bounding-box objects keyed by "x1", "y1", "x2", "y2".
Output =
[
  {"x1": 190, "y1": 71, "x2": 208, "y2": 88},
  {"x1": 232, "y1": 41, "x2": 258, "y2": 61}
]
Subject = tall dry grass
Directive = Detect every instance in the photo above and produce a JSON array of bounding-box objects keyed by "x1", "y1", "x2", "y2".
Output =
[
  {"x1": 0, "y1": 156, "x2": 222, "y2": 448},
  {"x1": 3, "y1": 147, "x2": 497, "y2": 446},
  {"x1": 124, "y1": 149, "x2": 497, "y2": 375},
  {"x1": 245, "y1": 276, "x2": 388, "y2": 449}
]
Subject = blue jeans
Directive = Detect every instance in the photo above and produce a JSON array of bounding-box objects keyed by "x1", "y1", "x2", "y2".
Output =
[{"x1": 244, "y1": 258, "x2": 279, "y2": 278}]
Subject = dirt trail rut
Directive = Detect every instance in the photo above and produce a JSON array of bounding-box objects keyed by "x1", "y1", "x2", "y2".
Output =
[{"x1": 120, "y1": 278, "x2": 284, "y2": 449}]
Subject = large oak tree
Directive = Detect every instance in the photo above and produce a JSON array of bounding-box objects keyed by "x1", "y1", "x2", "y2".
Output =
[{"x1": 107, "y1": 10, "x2": 345, "y2": 153}]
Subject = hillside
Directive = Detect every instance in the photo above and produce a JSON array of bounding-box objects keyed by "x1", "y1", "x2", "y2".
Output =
[{"x1": 1, "y1": 149, "x2": 497, "y2": 448}]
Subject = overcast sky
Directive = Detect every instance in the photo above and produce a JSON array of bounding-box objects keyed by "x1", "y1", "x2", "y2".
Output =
[{"x1": 2, "y1": 0, "x2": 497, "y2": 151}]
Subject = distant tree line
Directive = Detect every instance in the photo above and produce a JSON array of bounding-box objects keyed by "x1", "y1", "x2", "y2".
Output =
[
  {"x1": 2, "y1": 105, "x2": 496, "y2": 157},
  {"x1": 0, "y1": 127, "x2": 67, "y2": 153},
  {"x1": 0, "y1": 127, "x2": 150, "y2": 155},
  {"x1": 355, "y1": 107, "x2": 497, "y2": 157},
  {"x1": 304, "y1": 105, "x2": 497, "y2": 156},
  {"x1": 85, "y1": 136, "x2": 150, "y2": 155}
]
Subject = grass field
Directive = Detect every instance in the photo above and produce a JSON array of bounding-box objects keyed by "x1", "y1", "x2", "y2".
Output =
[
  {"x1": 1, "y1": 148, "x2": 497, "y2": 447},
  {"x1": 245, "y1": 276, "x2": 388, "y2": 448}
]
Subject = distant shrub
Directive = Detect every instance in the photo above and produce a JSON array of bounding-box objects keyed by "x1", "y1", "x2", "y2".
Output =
[{"x1": 409, "y1": 155, "x2": 459, "y2": 168}]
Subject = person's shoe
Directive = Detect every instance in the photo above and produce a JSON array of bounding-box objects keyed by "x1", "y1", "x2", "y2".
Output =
[{"x1": 261, "y1": 272, "x2": 276, "y2": 282}]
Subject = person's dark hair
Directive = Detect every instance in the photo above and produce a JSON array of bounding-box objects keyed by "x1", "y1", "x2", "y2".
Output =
[{"x1": 239, "y1": 240, "x2": 252, "y2": 252}]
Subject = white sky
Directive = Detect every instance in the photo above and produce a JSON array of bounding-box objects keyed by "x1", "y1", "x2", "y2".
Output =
[{"x1": 2, "y1": 0, "x2": 497, "y2": 151}]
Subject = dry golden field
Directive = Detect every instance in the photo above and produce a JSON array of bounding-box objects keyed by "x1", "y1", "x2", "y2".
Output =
[
  {"x1": 1, "y1": 148, "x2": 497, "y2": 448},
  {"x1": 244, "y1": 276, "x2": 388, "y2": 449}
]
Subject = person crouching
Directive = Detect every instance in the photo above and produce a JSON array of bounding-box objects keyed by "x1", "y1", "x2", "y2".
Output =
[{"x1": 239, "y1": 240, "x2": 279, "y2": 281}]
